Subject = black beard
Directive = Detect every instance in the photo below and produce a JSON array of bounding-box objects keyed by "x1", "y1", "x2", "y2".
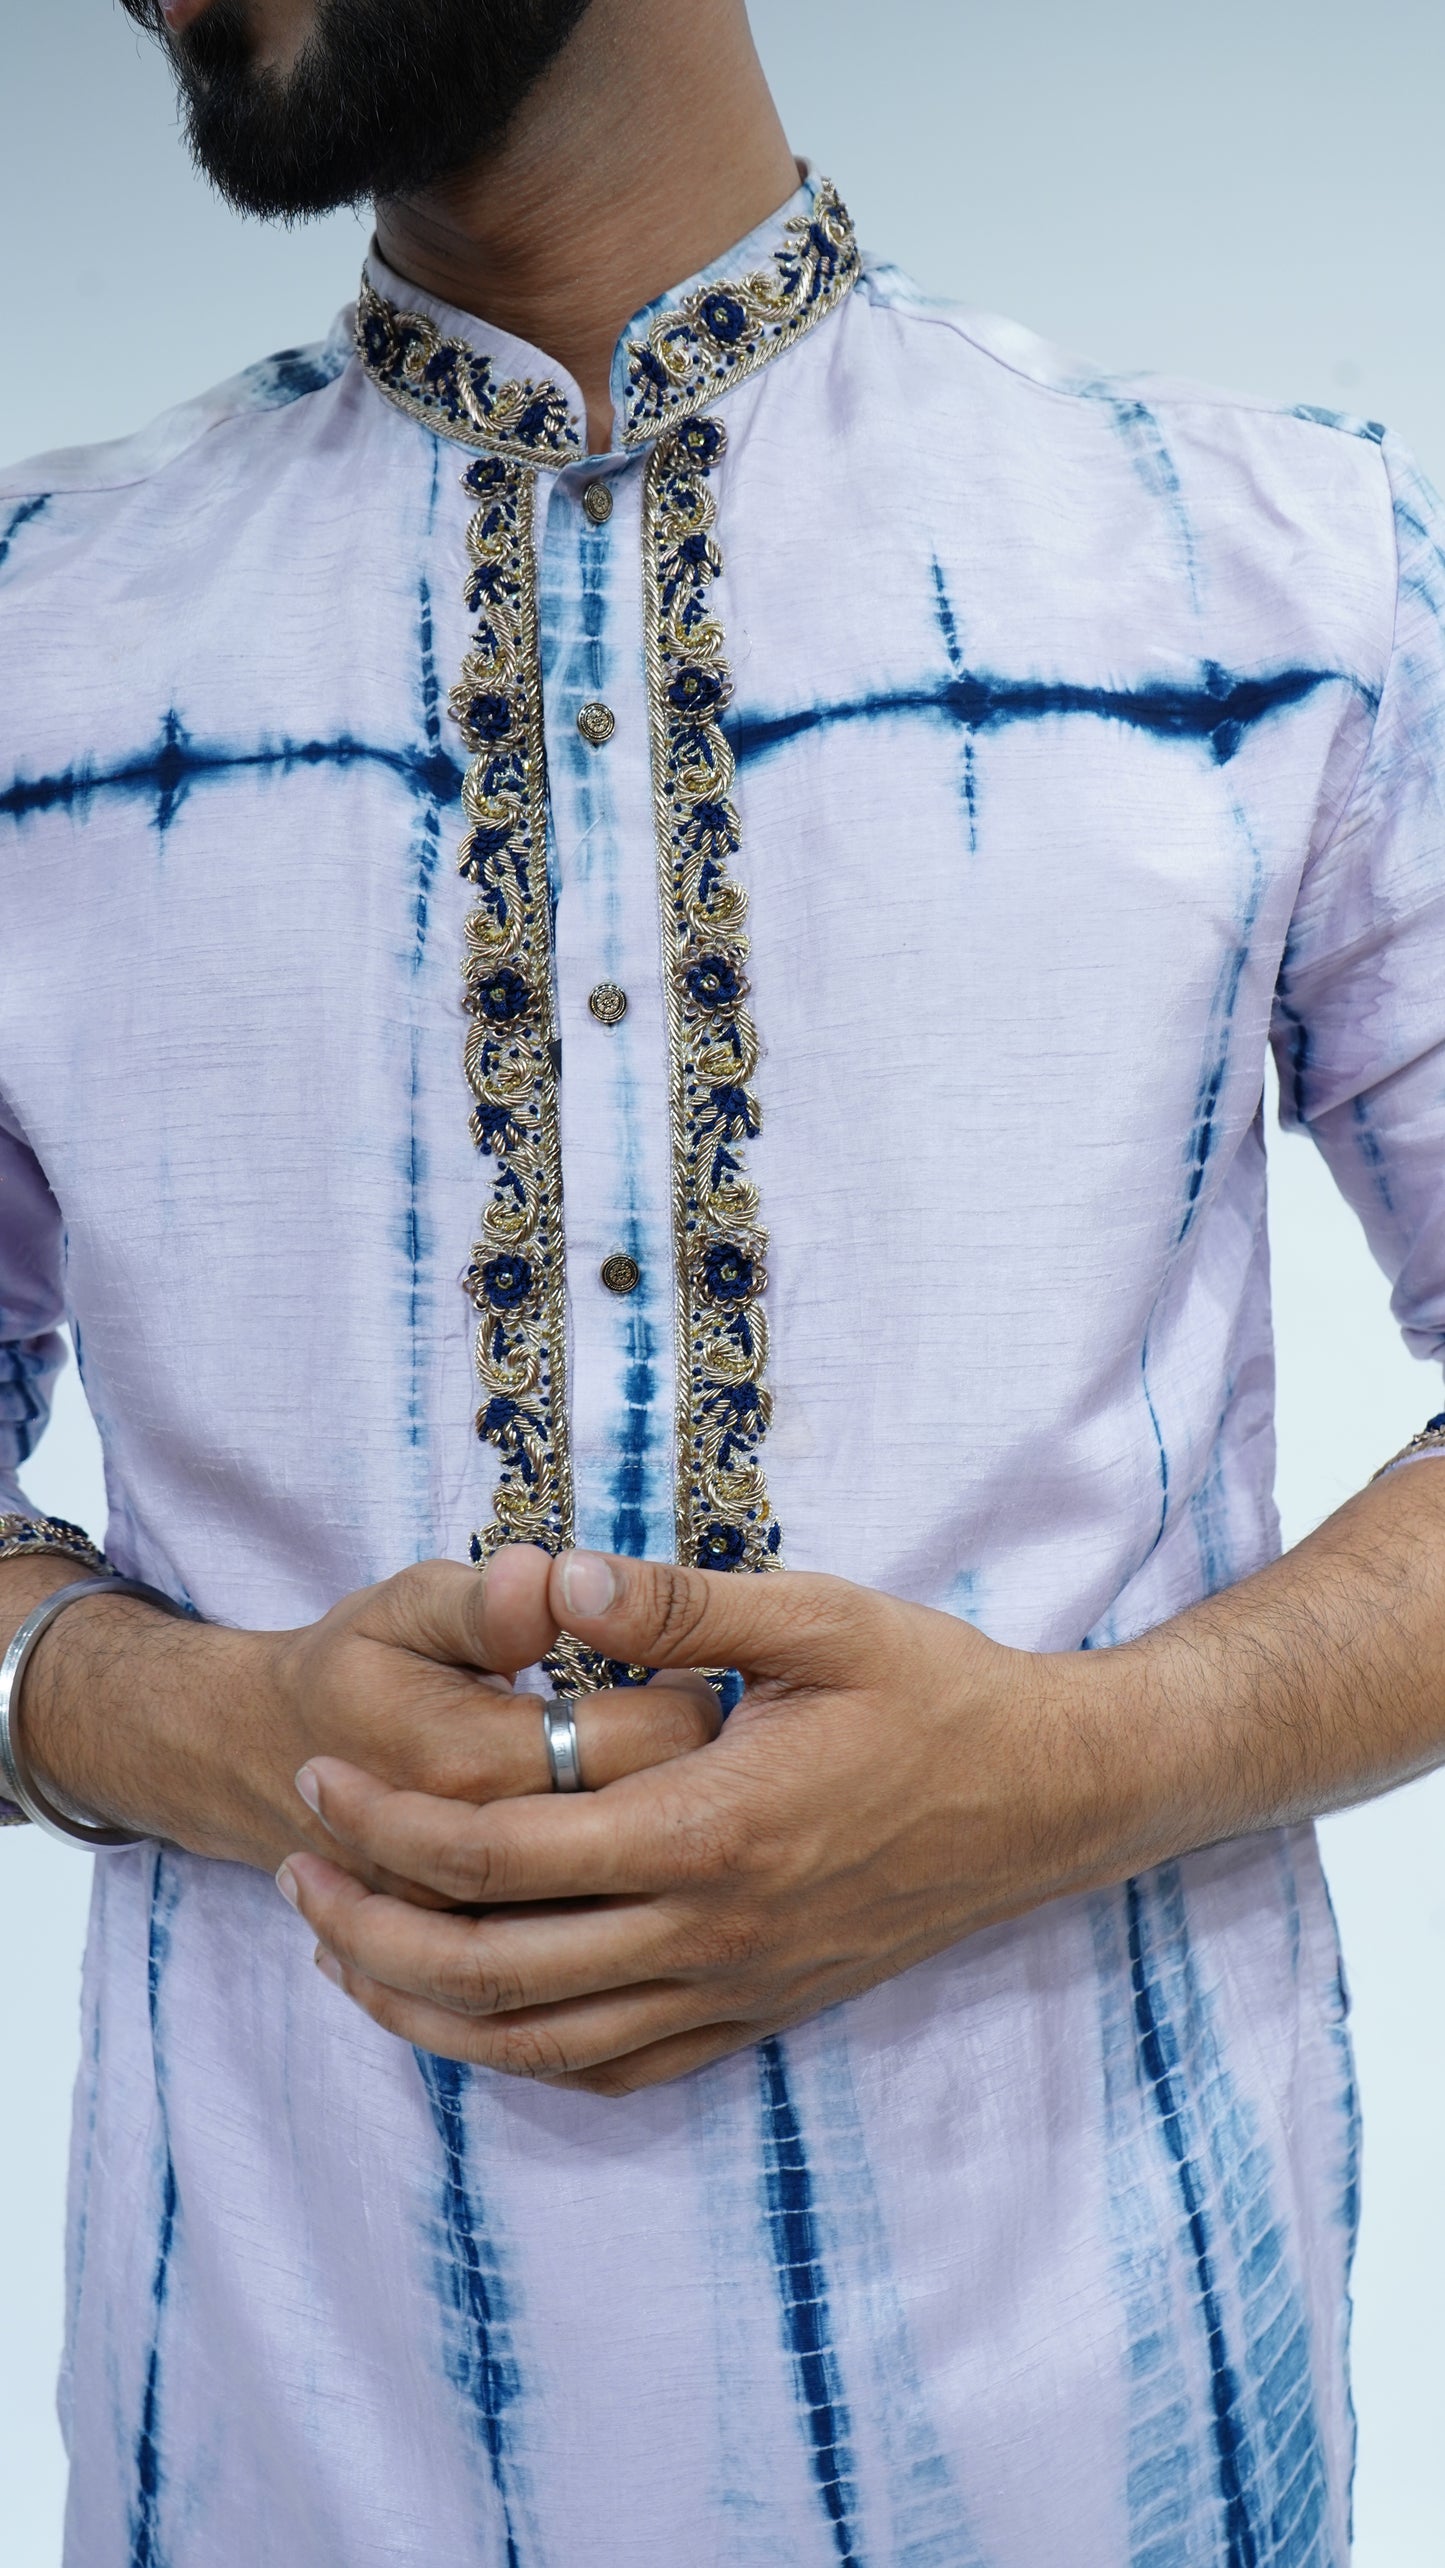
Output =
[{"x1": 119, "y1": 0, "x2": 594, "y2": 219}]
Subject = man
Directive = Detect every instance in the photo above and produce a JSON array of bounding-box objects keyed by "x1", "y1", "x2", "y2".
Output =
[{"x1": 4, "y1": 0, "x2": 1445, "y2": 2555}]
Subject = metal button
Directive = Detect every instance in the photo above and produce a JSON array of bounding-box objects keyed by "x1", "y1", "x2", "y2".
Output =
[
  {"x1": 582, "y1": 480, "x2": 614, "y2": 525},
  {"x1": 588, "y1": 982, "x2": 628, "y2": 1027},
  {"x1": 601, "y1": 1253, "x2": 641, "y2": 1298},
  {"x1": 577, "y1": 700, "x2": 616, "y2": 747}
]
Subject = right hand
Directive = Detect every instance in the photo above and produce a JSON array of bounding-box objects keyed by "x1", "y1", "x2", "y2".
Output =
[{"x1": 13, "y1": 1548, "x2": 719, "y2": 1891}]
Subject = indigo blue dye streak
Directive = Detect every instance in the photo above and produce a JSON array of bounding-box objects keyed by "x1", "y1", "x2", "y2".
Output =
[
  {"x1": 130, "y1": 1855, "x2": 184, "y2": 2568},
  {"x1": 758, "y1": 2038, "x2": 866, "y2": 2567},
  {"x1": 0, "y1": 708, "x2": 464, "y2": 838},
  {"x1": 729, "y1": 661, "x2": 1344, "y2": 773},
  {"x1": 0, "y1": 493, "x2": 49, "y2": 577},
  {"x1": 417, "y1": 2055, "x2": 527, "y2": 2568},
  {"x1": 1127, "y1": 1874, "x2": 1337, "y2": 2567}
]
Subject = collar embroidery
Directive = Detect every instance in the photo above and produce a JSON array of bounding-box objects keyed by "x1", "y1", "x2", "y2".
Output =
[
  {"x1": 372, "y1": 191, "x2": 827, "y2": 1672},
  {"x1": 355, "y1": 284, "x2": 584, "y2": 464},
  {"x1": 355, "y1": 179, "x2": 859, "y2": 459},
  {"x1": 622, "y1": 178, "x2": 859, "y2": 445}
]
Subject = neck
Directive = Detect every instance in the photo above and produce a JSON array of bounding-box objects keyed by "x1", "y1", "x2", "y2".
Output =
[{"x1": 374, "y1": 0, "x2": 798, "y2": 453}]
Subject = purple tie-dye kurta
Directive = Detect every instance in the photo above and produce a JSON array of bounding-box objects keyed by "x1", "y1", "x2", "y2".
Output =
[{"x1": 4, "y1": 171, "x2": 1440, "y2": 2563}]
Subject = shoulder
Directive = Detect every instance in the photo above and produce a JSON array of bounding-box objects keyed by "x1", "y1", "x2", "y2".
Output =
[
  {"x1": 0, "y1": 311, "x2": 354, "y2": 518},
  {"x1": 849, "y1": 256, "x2": 1405, "y2": 669},
  {"x1": 855, "y1": 255, "x2": 1389, "y2": 467}
]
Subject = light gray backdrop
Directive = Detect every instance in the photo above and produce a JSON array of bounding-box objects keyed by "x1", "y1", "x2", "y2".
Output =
[{"x1": 3, "y1": 1, "x2": 1443, "y2": 2558}]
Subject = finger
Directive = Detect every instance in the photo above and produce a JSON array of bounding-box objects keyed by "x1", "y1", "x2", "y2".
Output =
[
  {"x1": 569, "y1": 1674, "x2": 721, "y2": 1790},
  {"x1": 295, "y1": 1725, "x2": 723, "y2": 1910},
  {"x1": 547, "y1": 1551, "x2": 872, "y2": 1688},
  {"x1": 300, "y1": 1674, "x2": 717, "y2": 1847},
  {"x1": 359, "y1": 1546, "x2": 559, "y2": 1680},
  {"x1": 313, "y1": 1948, "x2": 718, "y2": 2078},
  {"x1": 295, "y1": 1741, "x2": 723, "y2": 1902},
  {"x1": 280, "y1": 1850, "x2": 676, "y2": 2011},
  {"x1": 549, "y1": 2021, "x2": 761, "y2": 2096}
]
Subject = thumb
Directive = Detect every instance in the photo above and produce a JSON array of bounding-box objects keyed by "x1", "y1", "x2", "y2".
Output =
[
  {"x1": 549, "y1": 1551, "x2": 869, "y2": 1686},
  {"x1": 364, "y1": 1546, "x2": 558, "y2": 1677}
]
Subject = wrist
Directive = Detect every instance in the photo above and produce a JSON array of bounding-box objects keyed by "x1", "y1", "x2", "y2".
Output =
[
  {"x1": 21, "y1": 1594, "x2": 267, "y2": 1851},
  {"x1": 1023, "y1": 1635, "x2": 1187, "y2": 1895}
]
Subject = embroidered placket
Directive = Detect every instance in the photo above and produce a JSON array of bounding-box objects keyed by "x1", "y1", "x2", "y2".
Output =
[
  {"x1": 642, "y1": 417, "x2": 780, "y2": 1573},
  {"x1": 356, "y1": 182, "x2": 861, "y2": 1682}
]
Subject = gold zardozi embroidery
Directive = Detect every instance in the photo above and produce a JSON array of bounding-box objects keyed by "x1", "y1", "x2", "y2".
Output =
[
  {"x1": 448, "y1": 456, "x2": 608, "y2": 1693},
  {"x1": 354, "y1": 184, "x2": 860, "y2": 1638},
  {"x1": 622, "y1": 178, "x2": 860, "y2": 445},
  {"x1": 642, "y1": 415, "x2": 780, "y2": 1573},
  {"x1": 356, "y1": 281, "x2": 582, "y2": 465},
  {"x1": 0, "y1": 1512, "x2": 111, "y2": 1579}
]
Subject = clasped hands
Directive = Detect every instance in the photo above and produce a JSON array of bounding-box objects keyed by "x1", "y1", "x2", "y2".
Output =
[{"x1": 274, "y1": 1546, "x2": 1153, "y2": 2095}]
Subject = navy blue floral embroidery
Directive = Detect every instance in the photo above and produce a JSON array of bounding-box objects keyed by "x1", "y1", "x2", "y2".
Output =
[
  {"x1": 355, "y1": 198, "x2": 851, "y2": 1650},
  {"x1": 698, "y1": 1523, "x2": 748, "y2": 1568},
  {"x1": 643, "y1": 413, "x2": 781, "y2": 1574},
  {"x1": 685, "y1": 954, "x2": 744, "y2": 1012},
  {"x1": 355, "y1": 282, "x2": 581, "y2": 463},
  {"x1": 471, "y1": 1254, "x2": 534, "y2": 1310},
  {"x1": 474, "y1": 966, "x2": 533, "y2": 1022},
  {"x1": 624, "y1": 179, "x2": 859, "y2": 445}
]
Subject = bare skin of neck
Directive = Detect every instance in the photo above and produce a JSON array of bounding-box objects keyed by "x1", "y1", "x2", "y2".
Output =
[{"x1": 374, "y1": 0, "x2": 799, "y2": 452}]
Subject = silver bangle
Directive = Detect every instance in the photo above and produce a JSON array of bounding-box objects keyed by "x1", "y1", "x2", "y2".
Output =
[
  {"x1": 0, "y1": 1577, "x2": 188, "y2": 1849},
  {"x1": 542, "y1": 1701, "x2": 586, "y2": 1793}
]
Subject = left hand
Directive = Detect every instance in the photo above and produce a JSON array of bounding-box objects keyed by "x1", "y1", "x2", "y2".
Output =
[{"x1": 278, "y1": 1547, "x2": 1130, "y2": 2094}]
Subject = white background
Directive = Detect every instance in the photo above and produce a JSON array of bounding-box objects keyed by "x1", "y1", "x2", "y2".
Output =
[{"x1": 3, "y1": 1, "x2": 1445, "y2": 2557}]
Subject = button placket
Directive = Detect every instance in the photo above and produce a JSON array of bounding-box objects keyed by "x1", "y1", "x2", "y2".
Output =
[{"x1": 541, "y1": 461, "x2": 678, "y2": 1559}]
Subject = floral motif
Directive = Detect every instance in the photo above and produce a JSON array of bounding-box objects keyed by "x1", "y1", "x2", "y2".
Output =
[
  {"x1": 442, "y1": 454, "x2": 612, "y2": 1695},
  {"x1": 352, "y1": 195, "x2": 850, "y2": 1655},
  {"x1": 623, "y1": 178, "x2": 860, "y2": 444},
  {"x1": 355, "y1": 280, "x2": 582, "y2": 464},
  {"x1": 642, "y1": 413, "x2": 782, "y2": 1575}
]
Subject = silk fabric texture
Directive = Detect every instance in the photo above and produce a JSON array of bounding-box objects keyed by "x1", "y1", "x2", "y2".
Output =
[{"x1": 5, "y1": 171, "x2": 1442, "y2": 2562}]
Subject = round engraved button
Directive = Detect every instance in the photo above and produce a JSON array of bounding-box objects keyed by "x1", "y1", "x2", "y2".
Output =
[
  {"x1": 577, "y1": 700, "x2": 616, "y2": 747},
  {"x1": 588, "y1": 981, "x2": 628, "y2": 1027},
  {"x1": 601, "y1": 1253, "x2": 641, "y2": 1298},
  {"x1": 582, "y1": 480, "x2": 614, "y2": 525}
]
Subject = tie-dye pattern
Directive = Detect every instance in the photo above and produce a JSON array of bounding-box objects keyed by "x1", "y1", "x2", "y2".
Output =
[{"x1": 3, "y1": 174, "x2": 1435, "y2": 2558}]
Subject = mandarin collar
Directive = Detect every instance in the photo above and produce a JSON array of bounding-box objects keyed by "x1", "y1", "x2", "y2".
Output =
[{"x1": 355, "y1": 170, "x2": 859, "y2": 466}]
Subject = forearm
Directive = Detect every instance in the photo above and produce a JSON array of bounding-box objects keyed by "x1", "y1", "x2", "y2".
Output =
[
  {"x1": 1083, "y1": 1458, "x2": 1445, "y2": 1875},
  {"x1": 0, "y1": 1552, "x2": 265, "y2": 1847}
]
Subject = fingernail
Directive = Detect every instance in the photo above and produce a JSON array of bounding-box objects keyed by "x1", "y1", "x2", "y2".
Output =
[
  {"x1": 560, "y1": 1550, "x2": 616, "y2": 1619},
  {"x1": 314, "y1": 1948, "x2": 343, "y2": 1987},
  {"x1": 295, "y1": 1765, "x2": 323, "y2": 1815},
  {"x1": 275, "y1": 1861, "x2": 300, "y2": 1909}
]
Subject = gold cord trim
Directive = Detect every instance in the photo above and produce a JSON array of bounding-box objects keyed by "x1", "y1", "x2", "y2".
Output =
[
  {"x1": 450, "y1": 458, "x2": 605, "y2": 1696},
  {"x1": 356, "y1": 281, "x2": 582, "y2": 465},
  {"x1": 355, "y1": 180, "x2": 859, "y2": 464},
  {"x1": 0, "y1": 1512, "x2": 111, "y2": 1580},
  {"x1": 622, "y1": 180, "x2": 860, "y2": 448},
  {"x1": 642, "y1": 418, "x2": 781, "y2": 1575}
]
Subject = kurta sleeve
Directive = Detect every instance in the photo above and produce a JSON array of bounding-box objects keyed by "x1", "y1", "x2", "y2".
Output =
[
  {"x1": 0, "y1": 1095, "x2": 106, "y2": 1562},
  {"x1": 1273, "y1": 433, "x2": 1445, "y2": 1425}
]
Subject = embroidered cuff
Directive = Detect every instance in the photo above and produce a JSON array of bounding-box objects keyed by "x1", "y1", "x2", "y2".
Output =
[
  {"x1": 0, "y1": 1515, "x2": 115, "y2": 1831},
  {"x1": 0, "y1": 1511, "x2": 113, "y2": 1581},
  {"x1": 1371, "y1": 1413, "x2": 1445, "y2": 1481}
]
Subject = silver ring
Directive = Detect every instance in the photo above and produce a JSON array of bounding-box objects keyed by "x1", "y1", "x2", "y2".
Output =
[{"x1": 543, "y1": 1702, "x2": 585, "y2": 1793}]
